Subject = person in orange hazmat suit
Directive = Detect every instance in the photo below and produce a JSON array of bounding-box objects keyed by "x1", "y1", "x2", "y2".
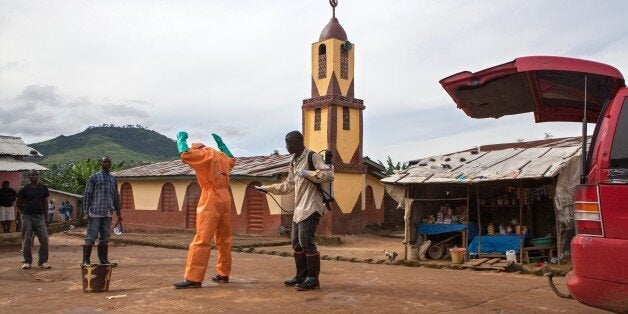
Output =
[{"x1": 174, "y1": 132, "x2": 236, "y2": 289}]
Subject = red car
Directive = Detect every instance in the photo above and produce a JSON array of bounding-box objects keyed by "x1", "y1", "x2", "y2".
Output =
[{"x1": 440, "y1": 56, "x2": 628, "y2": 313}]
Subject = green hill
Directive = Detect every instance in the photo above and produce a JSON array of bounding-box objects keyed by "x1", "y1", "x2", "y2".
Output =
[{"x1": 30, "y1": 126, "x2": 179, "y2": 167}]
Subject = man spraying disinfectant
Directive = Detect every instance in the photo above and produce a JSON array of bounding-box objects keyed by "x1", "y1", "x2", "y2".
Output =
[{"x1": 174, "y1": 132, "x2": 236, "y2": 289}]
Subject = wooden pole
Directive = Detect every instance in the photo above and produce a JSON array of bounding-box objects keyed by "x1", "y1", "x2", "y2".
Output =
[
  {"x1": 519, "y1": 181, "x2": 524, "y2": 263},
  {"x1": 476, "y1": 184, "x2": 482, "y2": 258}
]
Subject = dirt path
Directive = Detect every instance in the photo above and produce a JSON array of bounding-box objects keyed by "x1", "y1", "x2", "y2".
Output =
[{"x1": 0, "y1": 234, "x2": 605, "y2": 313}]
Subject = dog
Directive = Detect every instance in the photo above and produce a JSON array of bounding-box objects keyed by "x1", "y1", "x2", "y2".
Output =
[{"x1": 384, "y1": 250, "x2": 398, "y2": 265}]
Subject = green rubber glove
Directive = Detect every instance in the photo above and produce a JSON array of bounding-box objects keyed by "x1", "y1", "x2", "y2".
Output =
[
  {"x1": 212, "y1": 133, "x2": 234, "y2": 158},
  {"x1": 176, "y1": 131, "x2": 189, "y2": 154}
]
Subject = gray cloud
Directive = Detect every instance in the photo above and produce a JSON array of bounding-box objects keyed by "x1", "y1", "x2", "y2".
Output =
[
  {"x1": 0, "y1": 85, "x2": 152, "y2": 141},
  {"x1": 1, "y1": 0, "x2": 627, "y2": 161}
]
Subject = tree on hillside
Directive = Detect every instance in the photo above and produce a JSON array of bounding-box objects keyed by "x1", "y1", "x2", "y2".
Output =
[
  {"x1": 42, "y1": 159, "x2": 124, "y2": 195},
  {"x1": 378, "y1": 156, "x2": 408, "y2": 176}
]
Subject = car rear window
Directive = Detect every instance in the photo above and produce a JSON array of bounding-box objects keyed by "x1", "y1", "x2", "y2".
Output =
[{"x1": 609, "y1": 97, "x2": 628, "y2": 182}]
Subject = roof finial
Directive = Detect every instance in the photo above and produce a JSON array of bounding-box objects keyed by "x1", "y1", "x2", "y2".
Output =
[{"x1": 329, "y1": 0, "x2": 338, "y2": 18}]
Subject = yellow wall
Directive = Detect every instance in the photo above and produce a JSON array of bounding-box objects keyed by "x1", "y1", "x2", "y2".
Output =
[
  {"x1": 311, "y1": 38, "x2": 355, "y2": 97},
  {"x1": 303, "y1": 106, "x2": 329, "y2": 152},
  {"x1": 230, "y1": 181, "x2": 247, "y2": 214},
  {"x1": 333, "y1": 172, "x2": 363, "y2": 214},
  {"x1": 336, "y1": 107, "x2": 360, "y2": 163},
  {"x1": 121, "y1": 180, "x2": 162, "y2": 210},
  {"x1": 121, "y1": 178, "x2": 288, "y2": 216},
  {"x1": 366, "y1": 174, "x2": 385, "y2": 209}
]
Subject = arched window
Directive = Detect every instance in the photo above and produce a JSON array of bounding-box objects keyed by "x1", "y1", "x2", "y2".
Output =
[
  {"x1": 184, "y1": 182, "x2": 201, "y2": 229},
  {"x1": 314, "y1": 108, "x2": 322, "y2": 131},
  {"x1": 340, "y1": 48, "x2": 349, "y2": 79},
  {"x1": 318, "y1": 44, "x2": 327, "y2": 79},
  {"x1": 120, "y1": 182, "x2": 135, "y2": 211},
  {"x1": 158, "y1": 182, "x2": 179, "y2": 212},
  {"x1": 365, "y1": 186, "x2": 375, "y2": 210},
  {"x1": 342, "y1": 107, "x2": 350, "y2": 130}
]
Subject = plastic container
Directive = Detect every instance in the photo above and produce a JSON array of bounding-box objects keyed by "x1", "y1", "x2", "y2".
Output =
[
  {"x1": 506, "y1": 250, "x2": 517, "y2": 262},
  {"x1": 408, "y1": 244, "x2": 419, "y2": 260},
  {"x1": 81, "y1": 264, "x2": 113, "y2": 293},
  {"x1": 449, "y1": 247, "x2": 466, "y2": 264}
]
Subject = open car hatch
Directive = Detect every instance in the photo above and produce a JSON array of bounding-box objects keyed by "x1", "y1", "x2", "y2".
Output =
[{"x1": 440, "y1": 56, "x2": 625, "y2": 122}]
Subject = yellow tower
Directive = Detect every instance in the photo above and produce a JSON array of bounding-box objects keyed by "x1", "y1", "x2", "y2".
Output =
[{"x1": 302, "y1": 1, "x2": 366, "y2": 232}]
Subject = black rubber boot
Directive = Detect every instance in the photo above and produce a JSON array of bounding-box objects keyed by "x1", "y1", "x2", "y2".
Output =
[
  {"x1": 296, "y1": 252, "x2": 320, "y2": 291},
  {"x1": 211, "y1": 274, "x2": 229, "y2": 283},
  {"x1": 174, "y1": 279, "x2": 202, "y2": 289},
  {"x1": 81, "y1": 245, "x2": 92, "y2": 266},
  {"x1": 284, "y1": 251, "x2": 307, "y2": 286},
  {"x1": 97, "y1": 243, "x2": 110, "y2": 265}
]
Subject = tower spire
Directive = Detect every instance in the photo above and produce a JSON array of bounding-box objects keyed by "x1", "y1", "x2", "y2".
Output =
[{"x1": 330, "y1": 0, "x2": 337, "y2": 18}]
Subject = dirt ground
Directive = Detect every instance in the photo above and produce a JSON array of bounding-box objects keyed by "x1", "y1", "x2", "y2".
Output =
[{"x1": 0, "y1": 233, "x2": 606, "y2": 313}]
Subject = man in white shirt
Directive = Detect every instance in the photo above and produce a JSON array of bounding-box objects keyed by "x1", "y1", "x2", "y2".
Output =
[{"x1": 256, "y1": 131, "x2": 333, "y2": 291}]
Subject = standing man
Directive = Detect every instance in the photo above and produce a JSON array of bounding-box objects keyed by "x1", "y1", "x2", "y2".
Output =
[
  {"x1": 82, "y1": 156, "x2": 121, "y2": 266},
  {"x1": 47, "y1": 200, "x2": 56, "y2": 225},
  {"x1": 256, "y1": 131, "x2": 334, "y2": 291},
  {"x1": 16, "y1": 170, "x2": 51, "y2": 269},
  {"x1": 0, "y1": 181, "x2": 17, "y2": 233},
  {"x1": 174, "y1": 132, "x2": 236, "y2": 289}
]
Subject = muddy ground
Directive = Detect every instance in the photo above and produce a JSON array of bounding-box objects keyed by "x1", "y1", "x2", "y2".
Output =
[{"x1": 0, "y1": 233, "x2": 605, "y2": 313}]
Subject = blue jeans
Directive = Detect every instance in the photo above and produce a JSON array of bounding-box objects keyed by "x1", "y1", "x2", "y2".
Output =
[
  {"x1": 291, "y1": 212, "x2": 321, "y2": 253},
  {"x1": 47, "y1": 213, "x2": 54, "y2": 223},
  {"x1": 21, "y1": 214, "x2": 49, "y2": 265},
  {"x1": 84, "y1": 217, "x2": 112, "y2": 245}
]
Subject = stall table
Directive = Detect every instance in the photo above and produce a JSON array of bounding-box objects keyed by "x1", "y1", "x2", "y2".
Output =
[
  {"x1": 467, "y1": 235, "x2": 525, "y2": 255},
  {"x1": 416, "y1": 223, "x2": 478, "y2": 248}
]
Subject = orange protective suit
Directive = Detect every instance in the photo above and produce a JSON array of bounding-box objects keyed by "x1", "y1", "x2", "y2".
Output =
[{"x1": 181, "y1": 143, "x2": 236, "y2": 283}]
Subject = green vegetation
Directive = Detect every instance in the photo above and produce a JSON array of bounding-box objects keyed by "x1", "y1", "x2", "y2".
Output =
[
  {"x1": 43, "y1": 159, "x2": 125, "y2": 194},
  {"x1": 30, "y1": 125, "x2": 178, "y2": 167},
  {"x1": 378, "y1": 156, "x2": 409, "y2": 176},
  {"x1": 27, "y1": 125, "x2": 179, "y2": 194}
]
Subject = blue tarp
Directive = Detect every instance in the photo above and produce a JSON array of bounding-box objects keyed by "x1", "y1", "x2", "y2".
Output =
[
  {"x1": 467, "y1": 235, "x2": 524, "y2": 254},
  {"x1": 416, "y1": 223, "x2": 478, "y2": 242}
]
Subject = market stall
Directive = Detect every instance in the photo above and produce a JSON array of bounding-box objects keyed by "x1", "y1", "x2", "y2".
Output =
[{"x1": 382, "y1": 137, "x2": 583, "y2": 264}]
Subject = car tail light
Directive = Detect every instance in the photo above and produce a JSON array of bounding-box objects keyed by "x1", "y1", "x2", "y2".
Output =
[{"x1": 573, "y1": 184, "x2": 604, "y2": 237}]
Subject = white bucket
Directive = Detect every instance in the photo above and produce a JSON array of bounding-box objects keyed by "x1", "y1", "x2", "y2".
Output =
[
  {"x1": 408, "y1": 244, "x2": 419, "y2": 260},
  {"x1": 506, "y1": 250, "x2": 517, "y2": 262}
]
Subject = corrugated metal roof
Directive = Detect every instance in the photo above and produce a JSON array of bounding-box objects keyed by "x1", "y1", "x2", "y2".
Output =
[
  {"x1": 113, "y1": 154, "x2": 293, "y2": 178},
  {"x1": 49, "y1": 189, "x2": 84, "y2": 198},
  {"x1": 0, "y1": 136, "x2": 42, "y2": 156},
  {"x1": 0, "y1": 156, "x2": 48, "y2": 172},
  {"x1": 382, "y1": 144, "x2": 581, "y2": 185}
]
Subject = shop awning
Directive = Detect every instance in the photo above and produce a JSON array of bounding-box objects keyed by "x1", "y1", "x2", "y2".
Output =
[{"x1": 382, "y1": 145, "x2": 580, "y2": 185}]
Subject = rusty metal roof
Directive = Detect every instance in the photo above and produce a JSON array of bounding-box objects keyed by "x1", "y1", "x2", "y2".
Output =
[
  {"x1": 0, "y1": 156, "x2": 48, "y2": 172},
  {"x1": 49, "y1": 189, "x2": 84, "y2": 198},
  {"x1": 383, "y1": 137, "x2": 583, "y2": 185},
  {"x1": 0, "y1": 136, "x2": 42, "y2": 156},
  {"x1": 113, "y1": 154, "x2": 293, "y2": 179}
]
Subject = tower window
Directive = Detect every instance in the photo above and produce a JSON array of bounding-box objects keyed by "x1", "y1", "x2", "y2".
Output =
[
  {"x1": 314, "y1": 108, "x2": 321, "y2": 131},
  {"x1": 340, "y1": 49, "x2": 349, "y2": 79},
  {"x1": 343, "y1": 107, "x2": 350, "y2": 130},
  {"x1": 318, "y1": 44, "x2": 327, "y2": 79}
]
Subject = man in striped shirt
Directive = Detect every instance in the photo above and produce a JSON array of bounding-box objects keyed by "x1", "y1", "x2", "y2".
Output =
[{"x1": 82, "y1": 156, "x2": 122, "y2": 266}]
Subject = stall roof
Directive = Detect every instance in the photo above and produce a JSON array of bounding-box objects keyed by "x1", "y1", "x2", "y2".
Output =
[{"x1": 382, "y1": 137, "x2": 583, "y2": 184}]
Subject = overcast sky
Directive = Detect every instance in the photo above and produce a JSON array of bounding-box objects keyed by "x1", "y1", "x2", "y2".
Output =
[{"x1": 1, "y1": 0, "x2": 627, "y2": 163}]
